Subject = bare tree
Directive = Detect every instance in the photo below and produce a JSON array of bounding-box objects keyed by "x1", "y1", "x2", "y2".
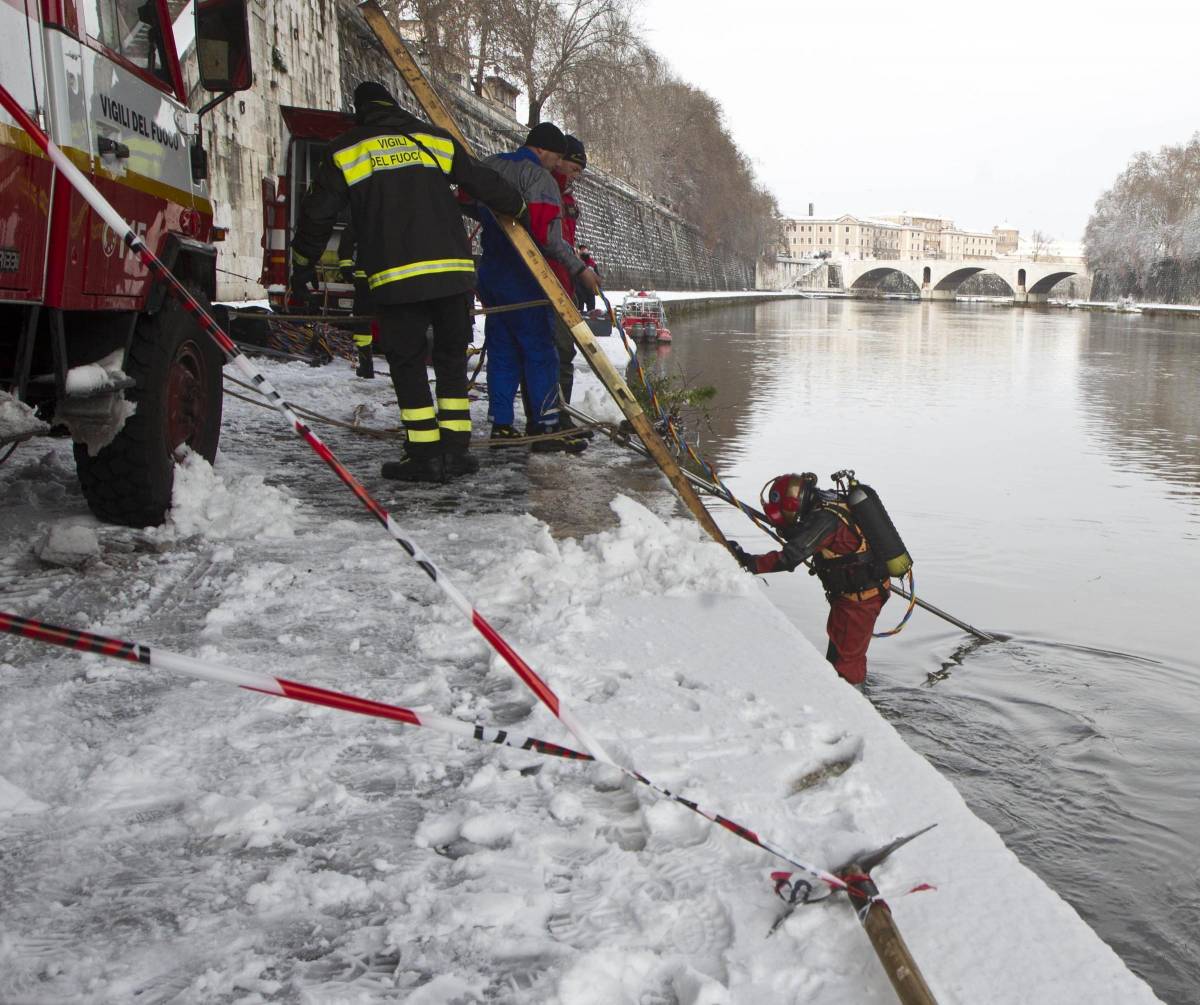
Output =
[
  {"x1": 1029, "y1": 229, "x2": 1053, "y2": 261},
  {"x1": 495, "y1": 0, "x2": 633, "y2": 126},
  {"x1": 386, "y1": 0, "x2": 780, "y2": 263},
  {"x1": 388, "y1": 0, "x2": 463, "y2": 80},
  {"x1": 466, "y1": 0, "x2": 505, "y2": 96}
]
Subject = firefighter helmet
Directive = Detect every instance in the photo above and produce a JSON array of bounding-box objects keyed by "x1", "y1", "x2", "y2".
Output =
[{"x1": 761, "y1": 472, "x2": 819, "y2": 527}]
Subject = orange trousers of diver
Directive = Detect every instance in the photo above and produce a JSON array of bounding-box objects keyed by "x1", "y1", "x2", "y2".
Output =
[{"x1": 825, "y1": 591, "x2": 888, "y2": 686}]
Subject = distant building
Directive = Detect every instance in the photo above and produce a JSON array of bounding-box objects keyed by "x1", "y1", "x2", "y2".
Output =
[
  {"x1": 881, "y1": 213, "x2": 997, "y2": 259},
  {"x1": 481, "y1": 75, "x2": 519, "y2": 119},
  {"x1": 781, "y1": 213, "x2": 924, "y2": 261},
  {"x1": 780, "y1": 210, "x2": 1001, "y2": 261},
  {"x1": 993, "y1": 226, "x2": 1020, "y2": 255}
]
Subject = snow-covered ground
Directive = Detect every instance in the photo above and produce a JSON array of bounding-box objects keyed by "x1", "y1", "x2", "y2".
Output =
[{"x1": 0, "y1": 325, "x2": 1162, "y2": 1003}]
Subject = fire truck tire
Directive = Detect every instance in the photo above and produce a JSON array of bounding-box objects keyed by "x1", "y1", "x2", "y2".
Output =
[{"x1": 74, "y1": 288, "x2": 224, "y2": 527}]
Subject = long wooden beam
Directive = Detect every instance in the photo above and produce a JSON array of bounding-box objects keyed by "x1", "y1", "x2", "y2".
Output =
[
  {"x1": 842, "y1": 867, "x2": 939, "y2": 1005},
  {"x1": 358, "y1": 1, "x2": 726, "y2": 546}
]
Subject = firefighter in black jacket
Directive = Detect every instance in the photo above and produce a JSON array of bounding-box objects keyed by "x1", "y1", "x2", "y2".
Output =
[{"x1": 290, "y1": 81, "x2": 525, "y2": 483}]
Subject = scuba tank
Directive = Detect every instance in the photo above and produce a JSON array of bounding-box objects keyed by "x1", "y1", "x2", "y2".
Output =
[{"x1": 834, "y1": 471, "x2": 913, "y2": 578}]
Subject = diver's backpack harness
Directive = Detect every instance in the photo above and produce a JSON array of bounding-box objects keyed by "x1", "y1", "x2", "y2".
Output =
[{"x1": 824, "y1": 471, "x2": 917, "y2": 637}]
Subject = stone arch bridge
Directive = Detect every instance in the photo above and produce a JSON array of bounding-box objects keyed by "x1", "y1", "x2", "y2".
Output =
[{"x1": 838, "y1": 257, "x2": 1088, "y2": 303}]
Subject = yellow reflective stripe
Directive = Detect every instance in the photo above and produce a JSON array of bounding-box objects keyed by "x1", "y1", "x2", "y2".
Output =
[
  {"x1": 369, "y1": 259, "x2": 474, "y2": 290},
  {"x1": 412, "y1": 132, "x2": 454, "y2": 171},
  {"x1": 353, "y1": 333, "x2": 373, "y2": 347},
  {"x1": 292, "y1": 250, "x2": 310, "y2": 266},
  {"x1": 438, "y1": 418, "x2": 472, "y2": 433},
  {"x1": 406, "y1": 428, "x2": 441, "y2": 443},
  {"x1": 436, "y1": 398, "x2": 470, "y2": 411},
  {"x1": 333, "y1": 133, "x2": 454, "y2": 187},
  {"x1": 337, "y1": 258, "x2": 354, "y2": 267},
  {"x1": 401, "y1": 406, "x2": 436, "y2": 421}
]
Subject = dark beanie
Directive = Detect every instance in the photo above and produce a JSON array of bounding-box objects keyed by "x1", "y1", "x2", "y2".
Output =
[
  {"x1": 563, "y1": 134, "x2": 587, "y2": 168},
  {"x1": 353, "y1": 81, "x2": 397, "y2": 114},
  {"x1": 524, "y1": 122, "x2": 567, "y2": 154}
]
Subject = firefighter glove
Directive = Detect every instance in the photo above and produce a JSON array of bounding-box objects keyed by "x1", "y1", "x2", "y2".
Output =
[{"x1": 728, "y1": 541, "x2": 756, "y2": 573}]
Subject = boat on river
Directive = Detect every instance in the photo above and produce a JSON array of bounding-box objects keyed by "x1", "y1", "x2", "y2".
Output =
[{"x1": 618, "y1": 291, "x2": 672, "y2": 342}]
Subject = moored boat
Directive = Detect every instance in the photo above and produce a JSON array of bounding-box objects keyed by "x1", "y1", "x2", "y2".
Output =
[{"x1": 619, "y1": 291, "x2": 673, "y2": 342}]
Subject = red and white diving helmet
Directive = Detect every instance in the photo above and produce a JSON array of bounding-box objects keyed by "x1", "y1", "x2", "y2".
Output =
[{"x1": 760, "y1": 472, "x2": 819, "y2": 527}]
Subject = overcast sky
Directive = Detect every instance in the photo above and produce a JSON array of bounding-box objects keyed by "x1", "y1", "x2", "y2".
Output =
[{"x1": 636, "y1": 0, "x2": 1198, "y2": 240}]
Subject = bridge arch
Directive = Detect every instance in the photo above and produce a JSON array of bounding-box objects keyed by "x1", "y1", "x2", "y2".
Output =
[
  {"x1": 849, "y1": 267, "x2": 920, "y2": 293},
  {"x1": 953, "y1": 270, "x2": 1018, "y2": 297},
  {"x1": 1027, "y1": 270, "x2": 1082, "y2": 295},
  {"x1": 932, "y1": 266, "x2": 986, "y2": 292}
]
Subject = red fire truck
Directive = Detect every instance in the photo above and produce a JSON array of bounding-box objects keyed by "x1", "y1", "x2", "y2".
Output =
[{"x1": 1, "y1": 0, "x2": 252, "y2": 526}]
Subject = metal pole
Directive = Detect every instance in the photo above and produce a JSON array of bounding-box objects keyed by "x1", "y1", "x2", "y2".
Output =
[{"x1": 888, "y1": 586, "x2": 997, "y2": 643}]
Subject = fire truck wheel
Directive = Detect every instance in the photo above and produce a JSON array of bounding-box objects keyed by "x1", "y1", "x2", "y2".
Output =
[{"x1": 74, "y1": 288, "x2": 223, "y2": 527}]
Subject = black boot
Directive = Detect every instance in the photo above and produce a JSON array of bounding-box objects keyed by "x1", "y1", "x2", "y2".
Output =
[
  {"x1": 444, "y1": 451, "x2": 479, "y2": 478},
  {"x1": 380, "y1": 454, "x2": 445, "y2": 483},
  {"x1": 356, "y1": 345, "x2": 375, "y2": 379},
  {"x1": 531, "y1": 424, "x2": 588, "y2": 454},
  {"x1": 490, "y1": 424, "x2": 524, "y2": 446}
]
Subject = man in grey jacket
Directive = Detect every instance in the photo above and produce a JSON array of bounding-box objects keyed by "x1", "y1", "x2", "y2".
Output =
[{"x1": 473, "y1": 123, "x2": 600, "y2": 452}]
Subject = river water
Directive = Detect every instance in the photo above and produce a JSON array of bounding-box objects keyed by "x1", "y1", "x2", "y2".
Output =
[{"x1": 644, "y1": 299, "x2": 1200, "y2": 1004}]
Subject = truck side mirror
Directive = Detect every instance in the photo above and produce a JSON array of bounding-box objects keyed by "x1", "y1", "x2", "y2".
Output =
[{"x1": 195, "y1": 0, "x2": 253, "y2": 93}]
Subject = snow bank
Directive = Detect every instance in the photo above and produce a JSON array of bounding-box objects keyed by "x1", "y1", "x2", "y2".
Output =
[
  {"x1": 0, "y1": 345, "x2": 1161, "y2": 1003},
  {"x1": 447, "y1": 498, "x2": 1160, "y2": 1003},
  {"x1": 157, "y1": 450, "x2": 300, "y2": 541},
  {"x1": 0, "y1": 391, "x2": 49, "y2": 442}
]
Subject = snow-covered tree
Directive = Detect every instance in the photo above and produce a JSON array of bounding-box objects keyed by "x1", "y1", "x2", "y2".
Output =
[{"x1": 1085, "y1": 134, "x2": 1200, "y2": 294}]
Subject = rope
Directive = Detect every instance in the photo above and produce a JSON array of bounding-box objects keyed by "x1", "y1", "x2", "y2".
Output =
[
  {"x1": 467, "y1": 340, "x2": 487, "y2": 391},
  {"x1": 225, "y1": 299, "x2": 550, "y2": 326},
  {"x1": 874, "y1": 570, "x2": 918, "y2": 638},
  {"x1": 222, "y1": 374, "x2": 582, "y2": 449}
]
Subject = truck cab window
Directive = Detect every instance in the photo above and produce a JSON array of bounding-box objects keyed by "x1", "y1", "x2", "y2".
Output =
[{"x1": 83, "y1": 0, "x2": 173, "y2": 86}]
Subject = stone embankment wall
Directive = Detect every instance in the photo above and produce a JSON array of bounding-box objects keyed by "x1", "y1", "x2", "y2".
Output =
[
  {"x1": 756, "y1": 257, "x2": 841, "y2": 290},
  {"x1": 1091, "y1": 260, "x2": 1200, "y2": 304},
  {"x1": 191, "y1": 1, "x2": 754, "y2": 301}
]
